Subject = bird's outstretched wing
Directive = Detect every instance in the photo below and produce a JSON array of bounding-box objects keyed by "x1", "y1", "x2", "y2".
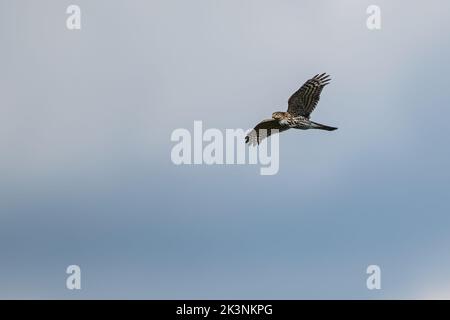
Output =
[
  {"x1": 287, "y1": 73, "x2": 331, "y2": 118},
  {"x1": 245, "y1": 119, "x2": 289, "y2": 146}
]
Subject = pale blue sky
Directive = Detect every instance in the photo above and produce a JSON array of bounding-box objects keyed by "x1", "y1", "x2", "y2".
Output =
[{"x1": 1, "y1": 0, "x2": 450, "y2": 298}]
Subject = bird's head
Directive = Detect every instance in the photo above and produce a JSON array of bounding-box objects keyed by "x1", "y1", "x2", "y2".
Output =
[{"x1": 272, "y1": 111, "x2": 285, "y2": 120}]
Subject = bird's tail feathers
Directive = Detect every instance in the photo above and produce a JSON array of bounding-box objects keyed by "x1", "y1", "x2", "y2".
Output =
[{"x1": 310, "y1": 121, "x2": 338, "y2": 131}]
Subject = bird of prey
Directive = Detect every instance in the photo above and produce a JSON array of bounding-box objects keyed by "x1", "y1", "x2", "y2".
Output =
[{"x1": 245, "y1": 73, "x2": 337, "y2": 145}]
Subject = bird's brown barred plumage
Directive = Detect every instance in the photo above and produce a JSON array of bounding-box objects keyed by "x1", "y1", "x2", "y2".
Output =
[{"x1": 245, "y1": 73, "x2": 337, "y2": 145}]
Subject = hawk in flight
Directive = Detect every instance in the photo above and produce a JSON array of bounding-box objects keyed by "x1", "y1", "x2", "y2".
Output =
[{"x1": 245, "y1": 73, "x2": 337, "y2": 145}]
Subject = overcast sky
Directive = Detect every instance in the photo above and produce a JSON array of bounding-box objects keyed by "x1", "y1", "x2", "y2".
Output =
[{"x1": 1, "y1": 0, "x2": 450, "y2": 298}]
